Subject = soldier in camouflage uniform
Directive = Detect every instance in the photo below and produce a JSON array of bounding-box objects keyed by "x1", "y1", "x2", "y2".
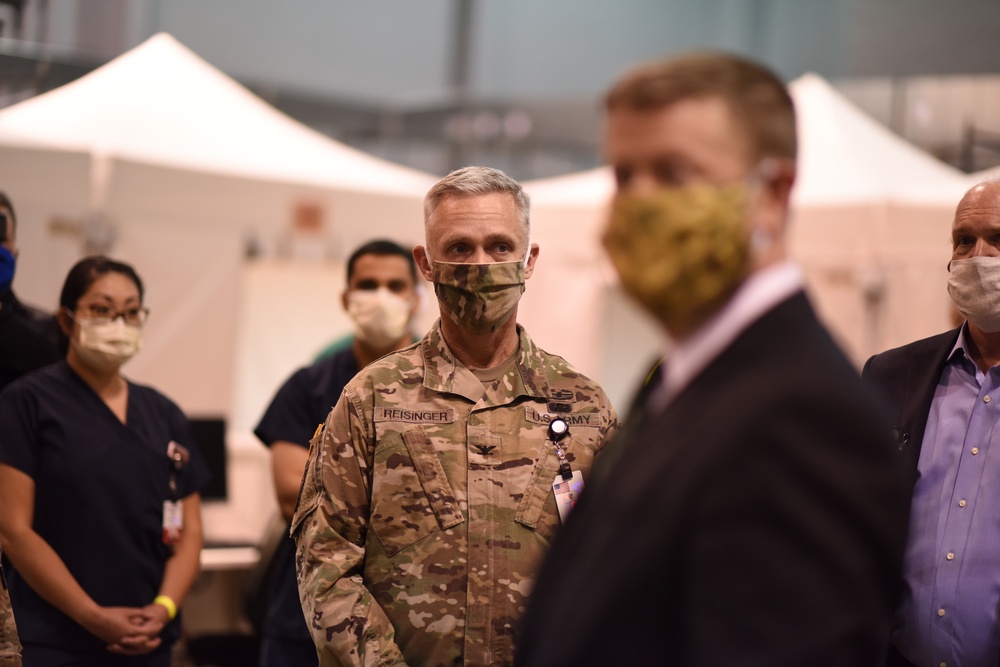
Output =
[
  {"x1": 0, "y1": 548, "x2": 22, "y2": 666},
  {"x1": 294, "y1": 166, "x2": 618, "y2": 667}
]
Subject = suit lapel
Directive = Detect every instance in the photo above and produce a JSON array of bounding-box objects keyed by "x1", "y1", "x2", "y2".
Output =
[
  {"x1": 613, "y1": 292, "x2": 817, "y2": 496},
  {"x1": 897, "y1": 329, "x2": 960, "y2": 462}
]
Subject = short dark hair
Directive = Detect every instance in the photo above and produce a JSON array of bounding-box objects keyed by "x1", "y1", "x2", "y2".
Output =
[
  {"x1": 346, "y1": 239, "x2": 417, "y2": 285},
  {"x1": 605, "y1": 51, "x2": 797, "y2": 163},
  {"x1": 58, "y1": 255, "x2": 144, "y2": 355},
  {"x1": 0, "y1": 191, "x2": 15, "y2": 243}
]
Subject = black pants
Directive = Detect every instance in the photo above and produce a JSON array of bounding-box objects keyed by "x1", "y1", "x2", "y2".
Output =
[{"x1": 20, "y1": 643, "x2": 172, "y2": 667}]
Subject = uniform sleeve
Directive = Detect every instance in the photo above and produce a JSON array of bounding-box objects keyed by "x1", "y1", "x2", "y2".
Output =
[
  {"x1": 291, "y1": 385, "x2": 407, "y2": 667},
  {"x1": 255, "y1": 368, "x2": 317, "y2": 448},
  {"x1": 0, "y1": 381, "x2": 41, "y2": 480},
  {"x1": 599, "y1": 391, "x2": 619, "y2": 452},
  {"x1": 0, "y1": 553, "x2": 22, "y2": 665},
  {"x1": 585, "y1": 384, "x2": 619, "y2": 463}
]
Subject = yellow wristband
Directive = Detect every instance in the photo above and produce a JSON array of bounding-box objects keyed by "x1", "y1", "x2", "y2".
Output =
[{"x1": 153, "y1": 594, "x2": 177, "y2": 620}]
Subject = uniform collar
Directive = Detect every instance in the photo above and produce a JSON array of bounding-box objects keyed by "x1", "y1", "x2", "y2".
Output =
[{"x1": 421, "y1": 319, "x2": 551, "y2": 404}]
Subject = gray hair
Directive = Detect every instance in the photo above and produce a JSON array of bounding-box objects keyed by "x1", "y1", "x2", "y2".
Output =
[{"x1": 423, "y1": 166, "x2": 530, "y2": 236}]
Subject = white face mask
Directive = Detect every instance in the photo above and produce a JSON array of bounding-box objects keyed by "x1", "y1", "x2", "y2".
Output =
[
  {"x1": 72, "y1": 317, "x2": 143, "y2": 372},
  {"x1": 947, "y1": 256, "x2": 1000, "y2": 332},
  {"x1": 347, "y1": 287, "x2": 412, "y2": 350}
]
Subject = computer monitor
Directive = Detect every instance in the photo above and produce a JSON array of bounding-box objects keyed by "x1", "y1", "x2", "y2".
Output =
[{"x1": 188, "y1": 417, "x2": 227, "y2": 501}]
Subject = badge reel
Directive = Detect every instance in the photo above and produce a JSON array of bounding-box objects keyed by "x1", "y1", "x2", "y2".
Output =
[
  {"x1": 163, "y1": 441, "x2": 188, "y2": 545},
  {"x1": 549, "y1": 418, "x2": 584, "y2": 524}
]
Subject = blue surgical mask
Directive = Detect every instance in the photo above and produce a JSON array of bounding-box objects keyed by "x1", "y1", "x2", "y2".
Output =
[{"x1": 0, "y1": 246, "x2": 14, "y2": 294}]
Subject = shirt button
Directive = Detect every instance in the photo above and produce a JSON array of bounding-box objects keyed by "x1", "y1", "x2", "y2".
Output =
[
  {"x1": 941, "y1": 662, "x2": 948, "y2": 667},
  {"x1": 985, "y1": 395, "x2": 992, "y2": 403},
  {"x1": 959, "y1": 499, "x2": 967, "y2": 508},
  {"x1": 938, "y1": 608, "x2": 946, "y2": 617},
  {"x1": 946, "y1": 552, "x2": 955, "y2": 560},
  {"x1": 971, "y1": 447, "x2": 980, "y2": 455}
]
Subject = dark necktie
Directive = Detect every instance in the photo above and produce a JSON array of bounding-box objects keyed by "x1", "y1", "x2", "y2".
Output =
[{"x1": 588, "y1": 357, "x2": 665, "y2": 488}]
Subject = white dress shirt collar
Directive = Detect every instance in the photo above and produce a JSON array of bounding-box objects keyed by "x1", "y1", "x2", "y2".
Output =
[{"x1": 652, "y1": 261, "x2": 805, "y2": 410}]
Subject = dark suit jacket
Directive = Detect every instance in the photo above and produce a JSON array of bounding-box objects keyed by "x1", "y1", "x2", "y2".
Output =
[
  {"x1": 861, "y1": 327, "x2": 973, "y2": 667},
  {"x1": 516, "y1": 292, "x2": 912, "y2": 667},
  {"x1": 861, "y1": 327, "x2": 959, "y2": 490}
]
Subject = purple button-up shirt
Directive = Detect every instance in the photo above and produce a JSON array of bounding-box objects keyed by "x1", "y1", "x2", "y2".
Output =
[{"x1": 894, "y1": 328, "x2": 1000, "y2": 667}]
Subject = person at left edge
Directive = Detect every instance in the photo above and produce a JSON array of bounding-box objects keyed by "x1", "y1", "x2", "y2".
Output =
[
  {"x1": 0, "y1": 255, "x2": 209, "y2": 666},
  {"x1": 1, "y1": 545, "x2": 21, "y2": 666},
  {"x1": 0, "y1": 191, "x2": 61, "y2": 394},
  {"x1": 254, "y1": 238, "x2": 421, "y2": 667}
]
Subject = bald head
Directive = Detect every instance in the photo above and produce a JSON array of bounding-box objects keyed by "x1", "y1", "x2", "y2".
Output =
[
  {"x1": 957, "y1": 179, "x2": 1000, "y2": 212},
  {"x1": 952, "y1": 179, "x2": 1000, "y2": 260}
]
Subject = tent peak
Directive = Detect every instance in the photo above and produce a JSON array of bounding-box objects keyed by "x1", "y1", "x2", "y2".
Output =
[{"x1": 0, "y1": 29, "x2": 436, "y2": 194}]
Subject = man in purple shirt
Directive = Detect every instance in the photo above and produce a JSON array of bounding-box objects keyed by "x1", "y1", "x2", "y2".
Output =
[{"x1": 863, "y1": 179, "x2": 1000, "y2": 667}]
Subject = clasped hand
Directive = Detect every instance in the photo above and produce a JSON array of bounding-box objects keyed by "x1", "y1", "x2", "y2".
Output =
[{"x1": 86, "y1": 604, "x2": 170, "y2": 655}]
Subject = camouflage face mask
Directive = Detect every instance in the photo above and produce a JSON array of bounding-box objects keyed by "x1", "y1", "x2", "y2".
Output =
[
  {"x1": 602, "y1": 184, "x2": 751, "y2": 335},
  {"x1": 431, "y1": 260, "x2": 526, "y2": 335}
]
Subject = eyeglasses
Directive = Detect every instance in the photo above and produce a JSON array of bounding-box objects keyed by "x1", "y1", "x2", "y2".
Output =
[{"x1": 75, "y1": 304, "x2": 150, "y2": 326}]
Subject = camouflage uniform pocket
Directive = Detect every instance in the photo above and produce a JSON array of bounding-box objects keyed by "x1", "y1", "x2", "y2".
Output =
[
  {"x1": 370, "y1": 427, "x2": 464, "y2": 557},
  {"x1": 514, "y1": 434, "x2": 598, "y2": 543},
  {"x1": 513, "y1": 445, "x2": 562, "y2": 543}
]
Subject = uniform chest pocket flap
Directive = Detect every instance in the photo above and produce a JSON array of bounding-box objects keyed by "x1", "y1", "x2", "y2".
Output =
[
  {"x1": 515, "y1": 434, "x2": 598, "y2": 543},
  {"x1": 370, "y1": 426, "x2": 465, "y2": 557},
  {"x1": 513, "y1": 445, "x2": 561, "y2": 542}
]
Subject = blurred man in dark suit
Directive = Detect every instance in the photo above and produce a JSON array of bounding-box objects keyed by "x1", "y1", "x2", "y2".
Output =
[{"x1": 517, "y1": 52, "x2": 912, "y2": 667}]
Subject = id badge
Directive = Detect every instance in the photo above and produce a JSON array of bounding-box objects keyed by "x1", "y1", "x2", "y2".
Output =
[
  {"x1": 552, "y1": 470, "x2": 585, "y2": 524},
  {"x1": 162, "y1": 499, "x2": 184, "y2": 544}
]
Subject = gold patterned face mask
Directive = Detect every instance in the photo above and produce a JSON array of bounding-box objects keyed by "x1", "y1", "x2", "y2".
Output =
[
  {"x1": 432, "y1": 260, "x2": 526, "y2": 335},
  {"x1": 602, "y1": 184, "x2": 750, "y2": 335}
]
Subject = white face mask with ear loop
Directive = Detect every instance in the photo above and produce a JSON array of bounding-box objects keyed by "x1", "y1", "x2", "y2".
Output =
[
  {"x1": 347, "y1": 287, "x2": 413, "y2": 350},
  {"x1": 947, "y1": 256, "x2": 1000, "y2": 332},
  {"x1": 70, "y1": 315, "x2": 143, "y2": 372}
]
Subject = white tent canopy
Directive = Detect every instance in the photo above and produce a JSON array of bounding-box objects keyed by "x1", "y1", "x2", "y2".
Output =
[
  {"x1": 785, "y1": 74, "x2": 967, "y2": 361},
  {"x1": 0, "y1": 33, "x2": 433, "y2": 197},
  {"x1": 790, "y1": 73, "x2": 968, "y2": 207}
]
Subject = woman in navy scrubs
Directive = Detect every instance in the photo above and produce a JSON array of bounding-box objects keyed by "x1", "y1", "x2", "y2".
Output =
[{"x1": 0, "y1": 256, "x2": 208, "y2": 666}]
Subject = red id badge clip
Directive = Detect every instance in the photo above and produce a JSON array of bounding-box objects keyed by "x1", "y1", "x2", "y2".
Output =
[{"x1": 163, "y1": 440, "x2": 189, "y2": 544}]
